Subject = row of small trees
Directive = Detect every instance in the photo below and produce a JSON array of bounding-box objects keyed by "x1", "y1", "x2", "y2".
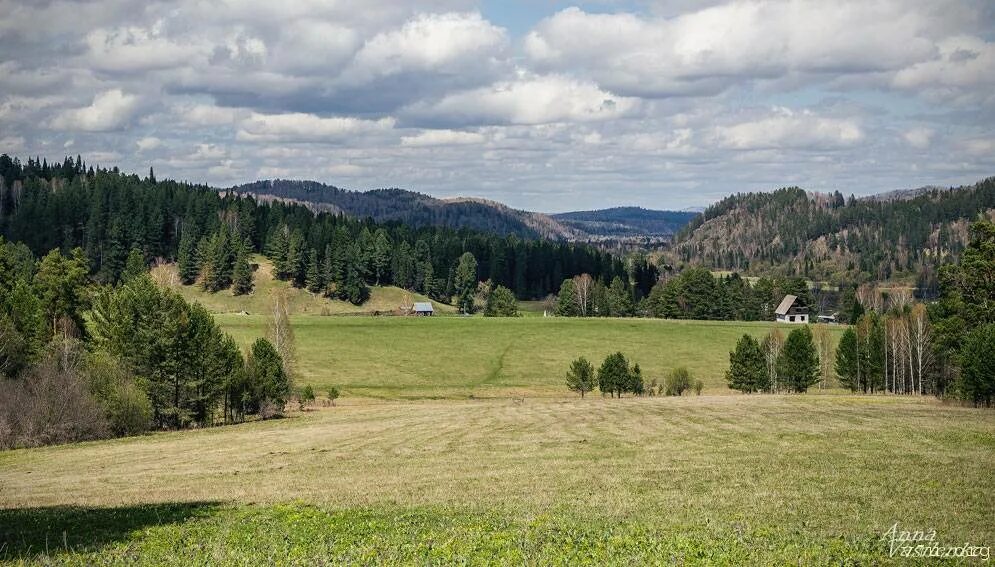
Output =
[
  {"x1": 566, "y1": 354, "x2": 702, "y2": 398},
  {"x1": 726, "y1": 327, "x2": 821, "y2": 393}
]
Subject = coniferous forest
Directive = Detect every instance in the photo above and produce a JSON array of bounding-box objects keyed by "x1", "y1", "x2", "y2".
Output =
[{"x1": 0, "y1": 155, "x2": 626, "y2": 303}]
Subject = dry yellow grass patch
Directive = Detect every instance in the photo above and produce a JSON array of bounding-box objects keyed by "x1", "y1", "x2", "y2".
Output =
[{"x1": 2, "y1": 395, "x2": 991, "y2": 545}]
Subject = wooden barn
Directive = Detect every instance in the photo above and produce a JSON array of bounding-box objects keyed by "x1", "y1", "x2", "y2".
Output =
[{"x1": 412, "y1": 302, "x2": 434, "y2": 316}]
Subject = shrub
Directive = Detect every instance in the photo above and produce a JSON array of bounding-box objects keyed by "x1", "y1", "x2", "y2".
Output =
[
  {"x1": 328, "y1": 387, "x2": 340, "y2": 406},
  {"x1": 484, "y1": 286, "x2": 519, "y2": 317},
  {"x1": 0, "y1": 340, "x2": 109, "y2": 449},
  {"x1": 694, "y1": 379, "x2": 704, "y2": 395},
  {"x1": 664, "y1": 367, "x2": 693, "y2": 396},
  {"x1": 86, "y1": 352, "x2": 151, "y2": 436},
  {"x1": 299, "y1": 384, "x2": 316, "y2": 410}
]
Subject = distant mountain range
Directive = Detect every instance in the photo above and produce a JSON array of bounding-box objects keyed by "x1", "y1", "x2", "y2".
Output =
[
  {"x1": 229, "y1": 180, "x2": 698, "y2": 242},
  {"x1": 551, "y1": 207, "x2": 699, "y2": 239}
]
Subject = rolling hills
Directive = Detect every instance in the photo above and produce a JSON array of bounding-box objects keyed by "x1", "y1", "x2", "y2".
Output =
[{"x1": 229, "y1": 179, "x2": 696, "y2": 242}]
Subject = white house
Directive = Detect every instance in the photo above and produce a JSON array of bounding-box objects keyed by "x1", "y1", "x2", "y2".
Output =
[{"x1": 775, "y1": 294, "x2": 809, "y2": 324}]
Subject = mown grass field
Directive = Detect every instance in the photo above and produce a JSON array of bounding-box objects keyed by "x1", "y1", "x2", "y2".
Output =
[
  {"x1": 2, "y1": 396, "x2": 993, "y2": 564},
  {"x1": 214, "y1": 314, "x2": 845, "y2": 398},
  {"x1": 1, "y1": 268, "x2": 990, "y2": 564}
]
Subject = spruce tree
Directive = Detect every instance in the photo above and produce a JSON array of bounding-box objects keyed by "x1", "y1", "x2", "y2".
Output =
[
  {"x1": 777, "y1": 326, "x2": 820, "y2": 393},
  {"x1": 454, "y1": 252, "x2": 478, "y2": 314},
  {"x1": 120, "y1": 248, "x2": 146, "y2": 283},
  {"x1": 371, "y1": 228, "x2": 391, "y2": 285},
  {"x1": 555, "y1": 279, "x2": 580, "y2": 316},
  {"x1": 177, "y1": 228, "x2": 199, "y2": 285},
  {"x1": 598, "y1": 352, "x2": 630, "y2": 398},
  {"x1": 232, "y1": 244, "x2": 253, "y2": 296},
  {"x1": 305, "y1": 248, "x2": 323, "y2": 293},
  {"x1": 726, "y1": 334, "x2": 767, "y2": 393},
  {"x1": 834, "y1": 327, "x2": 859, "y2": 391}
]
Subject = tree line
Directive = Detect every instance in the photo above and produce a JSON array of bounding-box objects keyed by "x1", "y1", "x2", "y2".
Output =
[
  {"x1": 0, "y1": 155, "x2": 626, "y2": 304},
  {"x1": 552, "y1": 266, "x2": 814, "y2": 321}
]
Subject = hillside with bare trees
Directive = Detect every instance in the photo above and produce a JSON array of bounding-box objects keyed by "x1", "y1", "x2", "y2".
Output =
[{"x1": 670, "y1": 177, "x2": 995, "y2": 293}]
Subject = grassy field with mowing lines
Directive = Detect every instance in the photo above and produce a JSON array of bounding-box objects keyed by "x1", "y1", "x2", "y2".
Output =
[
  {"x1": 1, "y1": 395, "x2": 992, "y2": 564},
  {"x1": 214, "y1": 314, "x2": 846, "y2": 398}
]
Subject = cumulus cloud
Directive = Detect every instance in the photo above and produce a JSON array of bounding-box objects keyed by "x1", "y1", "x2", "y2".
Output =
[
  {"x1": 49, "y1": 89, "x2": 141, "y2": 132},
  {"x1": 136, "y1": 136, "x2": 161, "y2": 151},
  {"x1": 524, "y1": 3, "x2": 979, "y2": 99},
  {"x1": 715, "y1": 108, "x2": 863, "y2": 150},
  {"x1": 401, "y1": 129, "x2": 485, "y2": 146},
  {"x1": 236, "y1": 112, "x2": 395, "y2": 143},
  {"x1": 405, "y1": 75, "x2": 640, "y2": 126},
  {"x1": 341, "y1": 12, "x2": 507, "y2": 85},
  {"x1": 0, "y1": 0, "x2": 992, "y2": 210},
  {"x1": 903, "y1": 127, "x2": 935, "y2": 149}
]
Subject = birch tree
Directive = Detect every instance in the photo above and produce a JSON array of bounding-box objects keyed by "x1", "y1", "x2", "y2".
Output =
[
  {"x1": 909, "y1": 304, "x2": 933, "y2": 395},
  {"x1": 761, "y1": 329, "x2": 784, "y2": 393},
  {"x1": 572, "y1": 273, "x2": 594, "y2": 317}
]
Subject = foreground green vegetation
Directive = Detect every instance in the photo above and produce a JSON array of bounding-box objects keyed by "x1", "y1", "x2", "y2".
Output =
[{"x1": 1, "y1": 396, "x2": 992, "y2": 564}]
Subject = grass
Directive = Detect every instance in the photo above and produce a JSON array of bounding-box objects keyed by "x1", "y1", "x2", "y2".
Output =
[
  {"x1": 151, "y1": 257, "x2": 455, "y2": 316},
  {"x1": 214, "y1": 314, "x2": 845, "y2": 398},
  {"x1": 2, "y1": 395, "x2": 992, "y2": 564},
  {"x1": 1, "y1": 264, "x2": 986, "y2": 564}
]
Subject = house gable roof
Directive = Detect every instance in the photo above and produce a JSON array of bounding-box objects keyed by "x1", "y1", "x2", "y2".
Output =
[
  {"x1": 775, "y1": 295, "x2": 798, "y2": 316},
  {"x1": 412, "y1": 302, "x2": 433, "y2": 312}
]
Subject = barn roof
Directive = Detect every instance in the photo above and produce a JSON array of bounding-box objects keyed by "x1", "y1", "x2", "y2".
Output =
[
  {"x1": 775, "y1": 295, "x2": 798, "y2": 316},
  {"x1": 413, "y1": 302, "x2": 434, "y2": 312}
]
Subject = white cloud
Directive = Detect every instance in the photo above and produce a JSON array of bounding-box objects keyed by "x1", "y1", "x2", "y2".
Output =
[
  {"x1": 715, "y1": 108, "x2": 863, "y2": 150},
  {"x1": 236, "y1": 112, "x2": 395, "y2": 142},
  {"x1": 406, "y1": 75, "x2": 639, "y2": 126},
  {"x1": 341, "y1": 12, "x2": 506, "y2": 85},
  {"x1": 903, "y1": 127, "x2": 934, "y2": 149},
  {"x1": 525, "y1": 4, "x2": 940, "y2": 98},
  {"x1": 136, "y1": 136, "x2": 161, "y2": 151},
  {"x1": 85, "y1": 26, "x2": 205, "y2": 73},
  {"x1": 401, "y1": 129, "x2": 484, "y2": 146},
  {"x1": 892, "y1": 35, "x2": 995, "y2": 105},
  {"x1": 49, "y1": 89, "x2": 141, "y2": 132}
]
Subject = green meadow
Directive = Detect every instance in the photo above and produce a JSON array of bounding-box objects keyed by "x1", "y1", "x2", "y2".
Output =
[
  {"x1": 1, "y1": 275, "x2": 991, "y2": 565},
  {"x1": 214, "y1": 314, "x2": 845, "y2": 398}
]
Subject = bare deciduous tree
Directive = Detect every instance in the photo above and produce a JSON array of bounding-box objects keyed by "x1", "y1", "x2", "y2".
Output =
[
  {"x1": 572, "y1": 273, "x2": 594, "y2": 317},
  {"x1": 762, "y1": 329, "x2": 784, "y2": 392},
  {"x1": 266, "y1": 289, "x2": 297, "y2": 391},
  {"x1": 813, "y1": 325, "x2": 834, "y2": 388},
  {"x1": 909, "y1": 304, "x2": 933, "y2": 395}
]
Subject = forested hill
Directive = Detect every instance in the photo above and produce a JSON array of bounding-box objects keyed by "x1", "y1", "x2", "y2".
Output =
[
  {"x1": 671, "y1": 177, "x2": 995, "y2": 291},
  {"x1": 552, "y1": 207, "x2": 698, "y2": 238},
  {"x1": 0, "y1": 155, "x2": 626, "y2": 301},
  {"x1": 231, "y1": 179, "x2": 581, "y2": 240}
]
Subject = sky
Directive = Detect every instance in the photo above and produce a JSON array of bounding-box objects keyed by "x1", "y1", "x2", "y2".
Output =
[{"x1": 0, "y1": 0, "x2": 993, "y2": 212}]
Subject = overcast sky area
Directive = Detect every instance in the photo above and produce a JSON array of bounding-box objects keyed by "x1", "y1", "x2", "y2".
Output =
[{"x1": 1, "y1": 0, "x2": 993, "y2": 211}]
